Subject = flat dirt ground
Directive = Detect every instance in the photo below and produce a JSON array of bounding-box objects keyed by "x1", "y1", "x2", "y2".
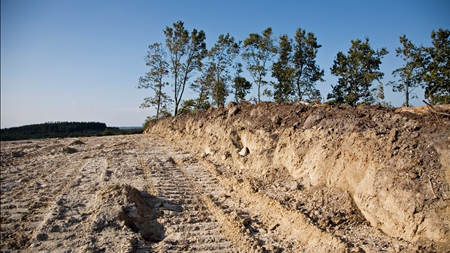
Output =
[
  {"x1": 1, "y1": 135, "x2": 244, "y2": 252},
  {"x1": 1, "y1": 104, "x2": 449, "y2": 253},
  {"x1": 1, "y1": 134, "x2": 341, "y2": 252}
]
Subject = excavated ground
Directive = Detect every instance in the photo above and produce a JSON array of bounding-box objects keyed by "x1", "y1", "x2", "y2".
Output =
[
  {"x1": 145, "y1": 102, "x2": 450, "y2": 253},
  {"x1": 1, "y1": 103, "x2": 449, "y2": 252}
]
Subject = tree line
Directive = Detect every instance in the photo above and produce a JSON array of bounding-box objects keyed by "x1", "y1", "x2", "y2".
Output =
[
  {"x1": 138, "y1": 21, "x2": 450, "y2": 119},
  {"x1": 1, "y1": 122, "x2": 142, "y2": 141}
]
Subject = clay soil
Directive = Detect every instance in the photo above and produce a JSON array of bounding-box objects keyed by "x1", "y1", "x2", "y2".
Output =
[{"x1": 1, "y1": 103, "x2": 450, "y2": 252}]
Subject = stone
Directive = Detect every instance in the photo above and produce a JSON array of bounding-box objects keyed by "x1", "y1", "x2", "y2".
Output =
[
  {"x1": 303, "y1": 113, "x2": 324, "y2": 129},
  {"x1": 238, "y1": 147, "x2": 249, "y2": 156},
  {"x1": 228, "y1": 107, "x2": 240, "y2": 117},
  {"x1": 271, "y1": 115, "x2": 282, "y2": 125},
  {"x1": 290, "y1": 181, "x2": 299, "y2": 191},
  {"x1": 242, "y1": 217, "x2": 252, "y2": 226},
  {"x1": 70, "y1": 140, "x2": 85, "y2": 145}
]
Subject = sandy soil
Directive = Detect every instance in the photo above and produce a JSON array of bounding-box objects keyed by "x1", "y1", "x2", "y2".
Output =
[
  {"x1": 146, "y1": 102, "x2": 450, "y2": 252},
  {"x1": 1, "y1": 135, "x2": 240, "y2": 252},
  {"x1": 1, "y1": 134, "x2": 340, "y2": 252},
  {"x1": 1, "y1": 103, "x2": 450, "y2": 252}
]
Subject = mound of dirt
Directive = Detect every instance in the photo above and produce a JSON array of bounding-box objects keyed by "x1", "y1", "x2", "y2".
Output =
[{"x1": 145, "y1": 102, "x2": 450, "y2": 251}]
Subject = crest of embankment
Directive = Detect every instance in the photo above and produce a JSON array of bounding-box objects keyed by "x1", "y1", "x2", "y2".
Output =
[{"x1": 145, "y1": 102, "x2": 450, "y2": 248}]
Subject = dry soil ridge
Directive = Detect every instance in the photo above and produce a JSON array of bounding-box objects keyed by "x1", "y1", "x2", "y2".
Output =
[{"x1": 146, "y1": 102, "x2": 450, "y2": 252}]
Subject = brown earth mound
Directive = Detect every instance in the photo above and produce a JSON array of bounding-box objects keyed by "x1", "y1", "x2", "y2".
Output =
[{"x1": 146, "y1": 102, "x2": 450, "y2": 251}]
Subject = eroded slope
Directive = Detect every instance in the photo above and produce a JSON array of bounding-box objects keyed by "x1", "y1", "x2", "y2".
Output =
[{"x1": 146, "y1": 102, "x2": 450, "y2": 252}]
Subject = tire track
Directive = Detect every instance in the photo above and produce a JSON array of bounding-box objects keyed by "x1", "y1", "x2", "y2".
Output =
[
  {"x1": 1, "y1": 142, "x2": 86, "y2": 250},
  {"x1": 135, "y1": 136, "x2": 236, "y2": 252},
  {"x1": 23, "y1": 136, "x2": 148, "y2": 252},
  {"x1": 1, "y1": 136, "x2": 131, "y2": 251},
  {"x1": 3, "y1": 134, "x2": 345, "y2": 252},
  {"x1": 164, "y1": 143, "x2": 346, "y2": 252}
]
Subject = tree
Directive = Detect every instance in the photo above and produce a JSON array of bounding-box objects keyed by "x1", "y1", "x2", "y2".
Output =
[
  {"x1": 179, "y1": 99, "x2": 196, "y2": 114},
  {"x1": 197, "y1": 63, "x2": 229, "y2": 107},
  {"x1": 232, "y1": 63, "x2": 252, "y2": 102},
  {"x1": 271, "y1": 34, "x2": 295, "y2": 103},
  {"x1": 138, "y1": 43, "x2": 171, "y2": 120},
  {"x1": 387, "y1": 35, "x2": 422, "y2": 107},
  {"x1": 191, "y1": 66, "x2": 213, "y2": 110},
  {"x1": 293, "y1": 28, "x2": 324, "y2": 103},
  {"x1": 328, "y1": 38, "x2": 388, "y2": 106},
  {"x1": 139, "y1": 94, "x2": 172, "y2": 118},
  {"x1": 421, "y1": 28, "x2": 450, "y2": 105},
  {"x1": 207, "y1": 33, "x2": 240, "y2": 107},
  {"x1": 164, "y1": 21, "x2": 207, "y2": 116},
  {"x1": 242, "y1": 27, "x2": 277, "y2": 103}
]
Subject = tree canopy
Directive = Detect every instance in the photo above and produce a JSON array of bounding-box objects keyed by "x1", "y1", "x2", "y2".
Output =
[
  {"x1": 420, "y1": 28, "x2": 450, "y2": 105},
  {"x1": 292, "y1": 28, "x2": 324, "y2": 103},
  {"x1": 232, "y1": 63, "x2": 252, "y2": 103},
  {"x1": 138, "y1": 43, "x2": 171, "y2": 119},
  {"x1": 387, "y1": 35, "x2": 422, "y2": 107},
  {"x1": 207, "y1": 33, "x2": 240, "y2": 107},
  {"x1": 242, "y1": 27, "x2": 277, "y2": 103},
  {"x1": 328, "y1": 38, "x2": 388, "y2": 106},
  {"x1": 271, "y1": 34, "x2": 295, "y2": 103},
  {"x1": 138, "y1": 22, "x2": 449, "y2": 120},
  {"x1": 0, "y1": 122, "x2": 142, "y2": 141},
  {"x1": 164, "y1": 21, "x2": 207, "y2": 115}
]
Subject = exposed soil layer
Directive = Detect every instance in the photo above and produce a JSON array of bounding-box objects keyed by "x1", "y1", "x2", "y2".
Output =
[
  {"x1": 1, "y1": 103, "x2": 449, "y2": 252},
  {"x1": 145, "y1": 102, "x2": 450, "y2": 252}
]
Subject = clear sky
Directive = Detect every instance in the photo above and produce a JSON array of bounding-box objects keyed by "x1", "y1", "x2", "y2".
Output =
[{"x1": 1, "y1": 0, "x2": 449, "y2": 128}]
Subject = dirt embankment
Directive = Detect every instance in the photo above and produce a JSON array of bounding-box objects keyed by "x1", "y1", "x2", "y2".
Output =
[{"x1": 146, "y1": 102, "x2": 450, "y2": 251}]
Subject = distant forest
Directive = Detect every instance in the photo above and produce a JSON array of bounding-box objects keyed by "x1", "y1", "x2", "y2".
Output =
[{"x1": 1, "y1": 122, "x2": 142, "y2": 141}]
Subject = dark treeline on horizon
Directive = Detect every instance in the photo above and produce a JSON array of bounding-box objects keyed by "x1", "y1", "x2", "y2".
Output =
[{"x1": 1, "y1": 122, "x2": 142, "y2": 141}]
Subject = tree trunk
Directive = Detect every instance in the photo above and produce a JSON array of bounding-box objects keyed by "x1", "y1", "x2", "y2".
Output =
[
  {"x1": 257, "y1": 83, "x2": 261, "y2": 103},
  {"x1": 405, "y1": 80, "x2": 410, "y2": 107}
]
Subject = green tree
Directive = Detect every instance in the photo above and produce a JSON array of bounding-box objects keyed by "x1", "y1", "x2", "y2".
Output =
[
  {"x1": 242, "y1": 27, "x2": 277, "y2": 103},
  {"x1": 164, "y1": 21, "x2": 207, "y2": 116},
  {"x1": 232, "y1": 63, "x2": 252, "y2": 102},
  {"x1": 207, "y1": 33, "x2": 240, "y2": 107},
  {"x1": 271, "y1": 34, "x2": 295, "y2": 103},
  {"x1": 328, "y1": 38, "x2": 388, "y2": 106},
  {"x1": 138, "y1": 43, "x2": 171, "y2": 120},
  {"x1": 191, "y1": 64, "x2": 213, "y2": 110},
  {"x1": 139, "y1": 94, "x2": 172, "y2": 118},
  {"x1": 421, "y1": 28, "x2": 450, "y2": 105},
  {"x1": 179, "y1": 99, "x2": 196, "y2": 114},
  {"x1": 387, "y1": 35, "x2": 422, "y2": 107},
  {"x1": 211, "y1": 78, "x2": 228, "y2": 107},
  {"x1": 293, "y1": 28, "x2": 324, "y2": 103}
]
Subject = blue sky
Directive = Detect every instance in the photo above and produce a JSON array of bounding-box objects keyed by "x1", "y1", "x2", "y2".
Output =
[{"x1": 1, "y1": 0, "x2": 449, "y2": 128}]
